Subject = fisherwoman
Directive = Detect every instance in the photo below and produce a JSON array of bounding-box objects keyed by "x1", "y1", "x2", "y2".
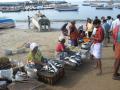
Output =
[
  {"x1": 27, "y1": 43, "x2": 44, "y2": 70},
  {"x1": 66, "y1": 21, "x2": 79, "y2": 46}
]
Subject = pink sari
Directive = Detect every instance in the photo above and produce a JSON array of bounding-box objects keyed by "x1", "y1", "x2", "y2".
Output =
[{"x1": 112, "y1": 25, "x2": 119, "y2": 45}]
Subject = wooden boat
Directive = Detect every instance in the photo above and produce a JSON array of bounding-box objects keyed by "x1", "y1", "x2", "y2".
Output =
[
  {"x1": 55, "y1": 4, "x2": 79, "y2": 11},
  {"x1": 0, "y1": 18, "x2": 15, "y2": 29}
]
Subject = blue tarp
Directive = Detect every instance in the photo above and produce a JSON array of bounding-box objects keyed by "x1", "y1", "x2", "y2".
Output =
[{"x1": 0, "y1": 18, "x2": 14, "y2": 23}]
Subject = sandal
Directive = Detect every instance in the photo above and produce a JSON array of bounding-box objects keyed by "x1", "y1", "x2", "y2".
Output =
[{"x1": 112, "y1": 75, "x2": 120, "y2": 80}]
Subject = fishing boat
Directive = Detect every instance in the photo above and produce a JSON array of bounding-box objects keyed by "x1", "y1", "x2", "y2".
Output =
[
  {"x1": 0, "y1": 18, "x2": 15, "y2": 29},
  {"x1": 96, "y1": 0, "x2": 114, "y2": 10},
  {"x1": 90, "y1": 3, "x2": 104, "y2": 7},
  {"x1": 96, "y1": 6, "x2": 113, "y2": 10},
  {"x1": 32, "y1": 12, "x2": 50, "y2": 32},
  {"x1": 55, "y1": 4, "x2": 79, "y2": 11},
  {"x1": 82, "y1": 3, "x2": 90, "y2": 6},
  {"x1": 1, "y1": 7, "x2": 21, "y2": 13}
]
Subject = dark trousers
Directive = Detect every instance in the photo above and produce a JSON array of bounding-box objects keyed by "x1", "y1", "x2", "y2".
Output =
[
  {"x1": 71, "y1": 39, "x2": 78, "y2": 46},
  {"x1": 88, "y1": 31, "x2": 92, "y2": 38}
]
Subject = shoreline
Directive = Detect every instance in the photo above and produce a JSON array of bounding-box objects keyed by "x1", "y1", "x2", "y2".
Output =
[
  {"x1": 15, "y1": 19, "x2": 87, "y2": 22},
  {"x1": 15, "y1": 20, "x2": 86, "y2": 30}
]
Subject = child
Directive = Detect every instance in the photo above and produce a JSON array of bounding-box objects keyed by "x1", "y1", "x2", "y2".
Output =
[{"x1": 55, "y1": 36, "x2": 68, "y2": 60}]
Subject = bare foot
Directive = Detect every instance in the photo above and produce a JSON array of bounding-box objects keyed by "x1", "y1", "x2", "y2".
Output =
[{"x1": 96, "y1": 72, "x2": 102, "y2": 76}]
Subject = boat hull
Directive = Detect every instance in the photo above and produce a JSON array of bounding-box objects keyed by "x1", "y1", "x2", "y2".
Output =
[
  {"x1": 1, "y1": 9, "x2": 21, "y2": 13},
  {"x1": 0, "y1": 19, "x2": 15, "y2": 29},
  {"x1": 55, "y1": 5, "x2": 79, "y2": 11},
  {"x1": 96, "y1": 7, "x2": 113, "y2": 10},
  {"x1": 56, "y1": 8, "x2": 78, "y2": 11}
]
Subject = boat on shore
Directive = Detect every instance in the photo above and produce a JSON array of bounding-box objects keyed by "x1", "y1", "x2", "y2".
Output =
[
  {"x1": 32, "y1": 12, "x2": 50, "y2": 31},
  {"x1": 55, "y1": 4, "x2": 79, "y2": 11},
  {"x1": 0, "y1": 7, "x2": 21, "y2": 13},
  {"x1": 1, "y1": 9, "x2": 21, "y2": 13},
  {"x1": 0, "y1": 18, "x2": 15, "y2": 29}
]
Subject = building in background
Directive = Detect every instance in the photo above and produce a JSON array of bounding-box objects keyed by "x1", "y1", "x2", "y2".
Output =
[{"x1": 31, "y1": 0, "x2": 47, "y2": 3}]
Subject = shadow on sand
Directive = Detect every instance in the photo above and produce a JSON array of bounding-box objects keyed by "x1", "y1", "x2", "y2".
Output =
[{"x1": 54, "y1": 60, "x2": 94, "y2": 88}]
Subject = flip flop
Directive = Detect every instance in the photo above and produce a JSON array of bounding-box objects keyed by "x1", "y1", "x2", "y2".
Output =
[{"x1": 112, "y1": 76, "x2": 120, "y2": 80}]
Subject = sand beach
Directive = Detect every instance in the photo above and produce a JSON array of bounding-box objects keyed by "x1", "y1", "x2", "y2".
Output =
[{"x1": 0, "y1": 27, "x2": 120, "y2": 90}]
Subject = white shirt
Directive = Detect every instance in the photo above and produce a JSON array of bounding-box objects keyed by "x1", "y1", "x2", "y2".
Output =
[
  {"x1": 66, "y1": 22, "x2": 72, "y2": 36},
  {"x1": 110, "y1": 19, "x2": 120, "y2": 31},
  {"x1": 92, "y1": 28, "x2": 97, "y2": 35}
]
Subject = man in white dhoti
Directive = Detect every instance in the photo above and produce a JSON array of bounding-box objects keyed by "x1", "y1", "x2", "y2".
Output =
[{"x1": 91, "y1": 19, "x2": 104, "y2": 75}]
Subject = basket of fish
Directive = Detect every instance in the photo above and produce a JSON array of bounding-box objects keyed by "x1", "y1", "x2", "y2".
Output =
[
  {"x1": 49, "y1": 59, "x2": 65, "y2": 78},
  {"x1": 37, "y1": 60, "x2": 64, "y2": 85}
]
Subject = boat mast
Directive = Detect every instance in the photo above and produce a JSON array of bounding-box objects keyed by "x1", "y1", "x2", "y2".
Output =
[
  {"x1": 108, "y1": 0, "x2": 113, "y2": 5},
  {"x1": 96, "y1": 0, "x2": 100, "y2": 3}
]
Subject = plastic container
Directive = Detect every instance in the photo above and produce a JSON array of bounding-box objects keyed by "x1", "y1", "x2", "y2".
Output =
[{"x1": 4, "y1": 49, "x2": 12, "y2": 55}]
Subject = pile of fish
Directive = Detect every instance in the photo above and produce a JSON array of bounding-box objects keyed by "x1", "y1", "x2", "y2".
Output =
[
  {"x1": 24, "y1": 59, "x2": 64, "y2": 79},
  {"x1": 56, "y1": 41, "x2": 93, "y2": 68},
  {"x1": 41, "y1": 59, "x2": 64, "y2": 73}
]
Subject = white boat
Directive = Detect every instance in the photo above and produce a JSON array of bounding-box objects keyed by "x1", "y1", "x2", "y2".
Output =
[
  {"x1": 90, "y1": 3, "x2": 104, "y2": 7},
  {"x1": 0, "y1": 18, "x2": 15, "y2": 29},
  {"x1": 32, "y1": 12, "x2": 50, "y2": 32},
  {"x1": 55, "y1": 4, "x2": 79, "y2": 11}
]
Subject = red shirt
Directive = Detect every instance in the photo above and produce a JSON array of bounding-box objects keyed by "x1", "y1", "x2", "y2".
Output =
[
  {"x1": 56, "y1": 42, "x2": 65, "y2": 52},
  {"x1": 94, "y1": 26, "x2": 104, "y2": 44}
]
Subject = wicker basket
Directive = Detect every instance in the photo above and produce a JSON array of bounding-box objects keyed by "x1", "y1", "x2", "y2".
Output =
[
  {"x1": 37, "y1": 67, "x2": 64, "y2": 85},
  {"x1": 0, "y1": 57, "x2": 11, "y2": 69}
]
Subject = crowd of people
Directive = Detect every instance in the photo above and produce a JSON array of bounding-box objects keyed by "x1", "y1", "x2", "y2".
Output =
[
  {"x1": 26, "y1": 14, "x2": 120, "y2": 80},
  {"x1": 56, "y1": 14, "x2": 120, "y2": 79}
]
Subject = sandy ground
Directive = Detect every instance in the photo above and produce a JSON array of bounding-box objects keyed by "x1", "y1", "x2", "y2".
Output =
[{"x1": 0, "y1": 28, "x2": 120, "y2": 90}]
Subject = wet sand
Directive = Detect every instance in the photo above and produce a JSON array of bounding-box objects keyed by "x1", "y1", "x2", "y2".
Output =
[{"x1": 0, "y1": 28, "x2": 120, "y2": 90}]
